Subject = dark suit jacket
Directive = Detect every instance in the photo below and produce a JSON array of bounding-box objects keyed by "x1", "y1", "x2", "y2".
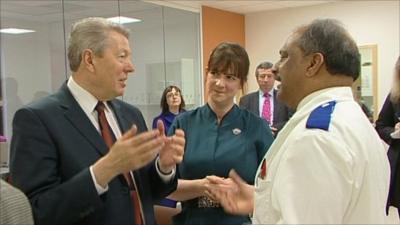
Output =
[
  {"x1": 10, "y1": 83, "x2": 177, "y2": 225},
  {"x1": 375, "y1": 93, "x2": 400, "y2": 210},
  {"x1": 239, "y1": 89, "x2": 293, "y2": 132}
]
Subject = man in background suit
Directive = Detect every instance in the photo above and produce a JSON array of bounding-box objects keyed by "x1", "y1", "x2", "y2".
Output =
[
  {"x1": 10, "y1": 17, "x2": 185, "y2": 225},
  {"x1": 239, "y1": 61, "x2": 292, "y2": 135}
]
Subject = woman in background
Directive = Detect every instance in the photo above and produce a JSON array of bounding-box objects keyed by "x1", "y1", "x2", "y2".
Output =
[
  {"x1": 376, "y1": 56, "x2": 400, "y2": 216},
  {"x1": 152, "y1": 85, "x2": 186, "y2": 133},
  {"x1": 152, "y1": 85, "x2": 186, "y2": 223},
  {"x1": 168, "y1": 42, "x2": 274, "y2": 225}
]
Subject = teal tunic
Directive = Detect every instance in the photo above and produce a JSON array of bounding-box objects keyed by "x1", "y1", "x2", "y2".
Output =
[{"x1": 169, "y1": 104, "x2": 274, "y2": 225}]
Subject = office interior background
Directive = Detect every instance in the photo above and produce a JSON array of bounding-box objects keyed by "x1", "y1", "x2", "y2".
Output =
[{"x1": 0, "y1": 0, "x2": 399, "y2": 181}]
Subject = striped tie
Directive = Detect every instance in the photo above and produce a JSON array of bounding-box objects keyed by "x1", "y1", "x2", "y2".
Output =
[{"x1": 95, "y1": 102, "x2": 143, "y2": 225}]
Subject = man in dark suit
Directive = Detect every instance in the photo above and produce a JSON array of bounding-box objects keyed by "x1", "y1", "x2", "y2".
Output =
[
  {"x1": 239, "y1": 61, "x2": 292, "y2": 135},
  {"x1": 10, "y1": 17, "x2": 185, "y2": 225}
]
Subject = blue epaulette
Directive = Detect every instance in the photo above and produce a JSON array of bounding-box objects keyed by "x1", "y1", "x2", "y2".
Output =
[{"x1": 306, "y1": 100, "x2": 336, "y2": 131}]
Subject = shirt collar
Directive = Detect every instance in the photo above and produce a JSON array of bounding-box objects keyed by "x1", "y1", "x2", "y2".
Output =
[
  {"x1": 203, "y1": 103, "x2": 240, "y2": 126},
  {"x1": 297, "y1": 87, "x2": 353, "y2": 112},
  {"x1": 67, "y1": 76, "x2": 111, "y2": 114},
  {"x1": 259, "y1": 89, "x2": 274, "y2": 97}
]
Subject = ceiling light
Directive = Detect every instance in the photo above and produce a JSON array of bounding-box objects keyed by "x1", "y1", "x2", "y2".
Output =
[
  {"x1": 0, "y1": 28, "x2": 35, "y2": 34},
  {"x1": 107, "y1": 16, "x2": 141, "y2": 24}
]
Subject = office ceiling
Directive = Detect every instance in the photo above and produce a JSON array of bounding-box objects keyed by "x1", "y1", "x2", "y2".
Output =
[
  {"x1": 1, "y1": 1, "x2": 159, "y2": 23},
  {"x1": 148, "y1": 0, "x2": 337, "y2": 14},
  {"x1": 0, "y1": 0, "x2": 337, "y2": 23}
]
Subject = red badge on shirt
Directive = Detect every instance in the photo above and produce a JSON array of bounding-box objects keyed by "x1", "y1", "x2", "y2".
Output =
[{"x1": 260, "y1": 159, "x2": 267, "y2": 179}]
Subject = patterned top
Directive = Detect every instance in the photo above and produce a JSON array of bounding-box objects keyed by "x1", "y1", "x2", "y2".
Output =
[{"x1": 0, "y1": 179, "x2": 34, "y2": 225}]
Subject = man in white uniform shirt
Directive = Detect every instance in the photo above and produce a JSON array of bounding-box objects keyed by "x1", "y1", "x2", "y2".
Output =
[{"x1": 207, "y1": 18, "x2": 390, "y2": 224}]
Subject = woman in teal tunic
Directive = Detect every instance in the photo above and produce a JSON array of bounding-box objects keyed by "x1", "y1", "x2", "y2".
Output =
[{"x1": 168, "y1": 42, "x2": 274, "y2": 225}]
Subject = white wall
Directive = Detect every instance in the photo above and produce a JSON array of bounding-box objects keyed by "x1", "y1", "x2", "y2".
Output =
[{"x1": 245, "y1": 0, "x2": 399, "y2": 110}]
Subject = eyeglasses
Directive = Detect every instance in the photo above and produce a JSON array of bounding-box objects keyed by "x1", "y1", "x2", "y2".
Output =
[{"x1": 166, "y1": 92, "x2": 181, "y2": 98}]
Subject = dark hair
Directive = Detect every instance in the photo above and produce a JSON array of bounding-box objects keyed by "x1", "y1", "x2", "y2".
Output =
[
  {"x1": 294, "y1": 19, "x2": 360, "y2": 81},
  {"x1": 255, "y1": 61, "x2": 274, "y2": 76},
  {"x1": 207, "y1": 42, "x2": 250, "y2": 89},
  {"x1": 160, "y1": 85, "x2": 186, "y2": 114},
  {"x1": 390, "y1": 56, "x2": 400, "y2": 103}
]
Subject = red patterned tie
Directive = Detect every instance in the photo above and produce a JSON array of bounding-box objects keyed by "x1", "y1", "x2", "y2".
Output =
[
  {"x1": 95, "y1": 102, "x2": 143, "y2": 225},
  {"x1": 262, "y1": 93, "x2": 271, "y2": 125}
]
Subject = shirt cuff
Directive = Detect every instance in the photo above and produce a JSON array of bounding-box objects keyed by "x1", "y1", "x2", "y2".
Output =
[
  {"x1": 90, "y1": 166, "x2": 109, "y2": 195},
  {"x1": 155, "y1": 156, "x2": 176, "y2": 183}
]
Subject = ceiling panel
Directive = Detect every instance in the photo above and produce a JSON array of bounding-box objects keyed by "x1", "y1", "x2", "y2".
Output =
[
  {"x1": 160, "y1": 0, "x2": 336, "y2": 14},
  {"x1": 0, "y1": 0, "x2": 336, "y2": 23}
]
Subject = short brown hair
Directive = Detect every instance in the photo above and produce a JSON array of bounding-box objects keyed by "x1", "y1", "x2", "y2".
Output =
[
  {"x1": 255, "y1": 61, "x2": 274, "y2": 76},
  {"x1": 207, "y1": 42, "x2": 249, "y2": 89}
]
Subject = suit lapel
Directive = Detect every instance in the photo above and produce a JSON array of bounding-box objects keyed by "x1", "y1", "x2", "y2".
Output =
[
  {"x1": 253, "y1": 92, "x2": 260, "y2": 116},
  {"x1": 109, "y1": 100, "x2": 144, "y2": 187},
  {"x1": 108, "y1": 100, "x2": 130, "y2": 133},
  {"x1": 58, "y1": 84, "x2": 108, "y2": 156}
]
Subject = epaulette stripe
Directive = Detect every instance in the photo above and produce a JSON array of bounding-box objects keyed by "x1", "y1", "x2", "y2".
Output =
[{"x1": 306, "y1": 100, "x2": 336, "y2": 131}]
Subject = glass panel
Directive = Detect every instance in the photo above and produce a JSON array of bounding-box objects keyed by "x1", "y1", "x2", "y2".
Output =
[
  {"x1": 121, "y1": 3, "x2": 202, "y2": 128},
  {"x1": 0, "y1": 0, "x2": 65, "y2": 170},
  {"x1": 119, "y1": 2, "x2": 165, "y2": 128},
  {"x1": 163, "y1": 7, "x2": 202, "y2": 110},
  {"x1": 0, "y1": 0, "x2": 201, "y2": 170}
]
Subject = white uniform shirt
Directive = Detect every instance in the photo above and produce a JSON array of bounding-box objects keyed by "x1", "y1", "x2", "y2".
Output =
[{"x1": 253, "y1": 87, "x2": 390, "y2": 224}]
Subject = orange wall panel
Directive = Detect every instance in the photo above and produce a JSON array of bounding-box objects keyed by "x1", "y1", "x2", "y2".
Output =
[{"x1": 202, "y1": 6, "x2": 245, "y2": 100}]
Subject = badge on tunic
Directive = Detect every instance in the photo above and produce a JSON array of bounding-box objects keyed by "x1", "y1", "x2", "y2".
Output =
[{"x1": 232, "y1": 128, "x2": 241, "y2": 135}]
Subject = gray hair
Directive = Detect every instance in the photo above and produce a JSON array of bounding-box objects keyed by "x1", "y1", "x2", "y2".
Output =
[
  {"x1": 294, "y1": 18, "x2": 360, "y2": 81},
  {"x1": 255, "y1": 61, "x2": 273, "y2": 76},
  {"x1": 67, "y1": 17, "x2": 130, "y2": 72}
]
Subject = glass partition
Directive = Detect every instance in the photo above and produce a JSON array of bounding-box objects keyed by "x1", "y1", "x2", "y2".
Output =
[{"x1": 0, "y1": 0, "x2": 201, "y2": 172}]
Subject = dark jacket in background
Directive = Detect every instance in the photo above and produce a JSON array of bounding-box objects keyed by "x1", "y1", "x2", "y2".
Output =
[
  {"x1": 239, "y1": 89, "x2": 293, "y2": 133},
  {"x1": 376, "y1": 93, "x2": 400, "y2": 212}
]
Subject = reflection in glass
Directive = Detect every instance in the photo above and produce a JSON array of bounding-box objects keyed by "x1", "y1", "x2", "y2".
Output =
[{"x1": 0, "y1": 0, "x2": 201, "y2": 169}]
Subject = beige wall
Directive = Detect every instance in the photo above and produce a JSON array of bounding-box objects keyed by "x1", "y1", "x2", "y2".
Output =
[{"x1": 245, "y1": 1, "x2": 399, "y2": 110}]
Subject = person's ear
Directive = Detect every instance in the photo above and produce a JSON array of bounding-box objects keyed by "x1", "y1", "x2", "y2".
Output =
[
  {"x1": 82, "y1": 49, "x2": 95, "y2": 73},
  {"x1": 305, "y1": 52, "x2": 324, "y2": 77}
]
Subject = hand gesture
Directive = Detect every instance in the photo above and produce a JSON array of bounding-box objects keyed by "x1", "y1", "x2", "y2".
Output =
[
  {"x1": 157, "y1": 120, "x2": 185, "y2": 173},
  {"x1": 270, "y1": 126, "x2": 278, "y2": 136},
  {"x1": 206, "y1": 170, "x2": 254, "y2": 215},
  {"x1": 395, "y1": 122, "x2": 400, "y2": 131},
  {"x1": 93, "y1": 125, "x2": 165, "y2": 187}
]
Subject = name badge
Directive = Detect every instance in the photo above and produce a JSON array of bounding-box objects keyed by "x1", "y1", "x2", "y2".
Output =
[{"x1": 232, "y1": 128, "x2": 241, "y2": 135}]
